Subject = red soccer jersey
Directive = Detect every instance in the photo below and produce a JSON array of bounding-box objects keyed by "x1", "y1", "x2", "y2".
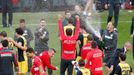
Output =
[
  {"x1": 39, "y1": 52, "x2": 56, "y2": 70},
  {"x1": 81, "y1": 41, "x2": 92, "y2": 60},
  {"x1": 31, "y1": 56, "x2": 47, "y2": 75},
  {"x1": 58, "y1": 17, "x2": 80, "y2": 60},
  {"x1": 85, "y1": 48, "x2": 104, "y2": 75},
  {"x1": 0, "y1": 43, "x2": 3, "y2": 51}
]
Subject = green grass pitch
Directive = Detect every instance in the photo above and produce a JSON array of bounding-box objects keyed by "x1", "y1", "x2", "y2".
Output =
[{"x1": 0, "y1": 10, "x2": 134, "y2": 75}]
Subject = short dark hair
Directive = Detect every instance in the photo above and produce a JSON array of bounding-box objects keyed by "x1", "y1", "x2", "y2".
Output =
[
  {"x1": 78, "y1": 59, "x2": 85, "y2": 67},
  {"x1": 15, "y1": 28, "x2": 24, "y2": 35},
  {"x1": 26, "y1": 47, "x2": 35, "y2": 53},
  {"x1": 0, "y1": 31, "x2": 7, "y2": 37},
  {"x1": 91, "y1": 41, "x2": 97, "y2": 49},
  {"x1": 20, "y1": 19, "x2": 25, "y2": 23},
  {"x1": 68, "y1": 18, "x2": 73, "y2": 24},
  {"x1": 66, "y1": 28, "x2": 72, "y2": 36},
  {"x1": 49, "y1": 48, "x2": 56, "y2": 53},
  {"x1": 80, "y1": 26, "x2": 86, "y2": 30},
  {"x1": 1, "y1": 40, "x2": 8, "y2": 47},
  {"x1": 65, "y1": 10, "x2": 70, "y2": 14},
  {"x1": 87, "y1": 35, "x2": 93, "y2": 41},
  {"x1": 40, "y1": 18, "x2": 45, "y2": 22},
  {"x1": 119, "y1": 53, "x2": 126, "y2": 61}
]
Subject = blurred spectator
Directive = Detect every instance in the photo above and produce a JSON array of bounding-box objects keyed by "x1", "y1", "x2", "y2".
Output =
[
  {"x1": 62, "y1": 10, "x2": 72, "y2": 26},
  {"x1": 105, "y1": 0, "x2": 121, "y2": 31},
  {"x1": 71, "y1": 5, "x2": 86, "y2": 27},
  {"x1": 2, "y1": 0, "x2": 13, "y2": 27}
]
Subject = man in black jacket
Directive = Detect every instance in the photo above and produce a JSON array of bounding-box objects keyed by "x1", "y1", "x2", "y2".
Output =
[
  {"x1": 102, "y1": 22, "x2": 118, "y2": 75},
  {"x1": 1, "y1": 0, "x2": 13, "y2": 27},
  {"x1": 105, "y1": 0, "x2": 121, "y2": 31}
]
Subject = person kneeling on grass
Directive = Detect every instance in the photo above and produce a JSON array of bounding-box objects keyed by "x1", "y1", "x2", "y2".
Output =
[{"x1": 26, "y1": 47, "x2": 47, "y2": 75}]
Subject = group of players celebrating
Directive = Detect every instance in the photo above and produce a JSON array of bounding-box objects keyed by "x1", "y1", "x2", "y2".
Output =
[{"x1": 0, "y1": 5, "x2": 134, "y2": 75}]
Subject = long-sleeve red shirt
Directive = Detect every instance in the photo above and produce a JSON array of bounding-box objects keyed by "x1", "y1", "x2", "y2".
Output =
[
  {"x1": 81, "y1": 41, "x2": 92, "y2": 60},
  {"x1": 58, "y1": 17, "x2": 80, "y2": 60},
  {"x1": 85, "y1": 48, "x2": 104, "y2": 75},
  {"x1": 39, "y1": 52, "x2": 56, "y2": 70}
]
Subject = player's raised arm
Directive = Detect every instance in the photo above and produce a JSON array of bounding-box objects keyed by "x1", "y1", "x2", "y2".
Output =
[
  {"x1": 58, "y1": 15, "x2": 64, "y2": 39},
  {"x1": 74, "y1": 16, "x2": 80, "y2": 38}
]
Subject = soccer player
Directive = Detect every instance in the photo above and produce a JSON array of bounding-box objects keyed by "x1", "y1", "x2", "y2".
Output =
[
  {"x1": 85, "y1": 41, "x2": 104, "y2": 75},
  {"x1": 81, "y1": 35, "x2": 93, "y2": 60},
  {"x1": 26, "y1": 47, "x2": 47, "y2": 75},
  {"x1": 0, "y1": 31, "x2": 14, "y2": 50},
  {"x1": 14, "y1": 19, "x2": 33, "y2": 47},
  {"x1": 8, "y1": 27, "x2": 28, "y2": 75},
  {"x1": 58, "y1": 15, "x2": 80, "y2": 75},
  {"x1": 73, "y1": 59, "x2": 91, "y2": 75},
  {"x1": 63, "y1": 20, "x2": 75, "y2": 36},
  {"x1": 114, "y1": 53, "x2": 133, "y2": 75},
  {"x1": 39, "y1": 48, "x2": 58, "y2": 72},
  {"x1": 0, "y1": 43, "x2": 2, "y2": 51},
  {"x1": 77, "y1": 26, "x2": 89, "y2": 56},
  {"x1": 0, "y1": 39, "x2": 19, "y2": 75}
]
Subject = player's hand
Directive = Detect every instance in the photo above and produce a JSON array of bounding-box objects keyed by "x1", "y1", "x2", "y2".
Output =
[
  {"x1": 56, "y1": 67, "x2": 59, "y2": 70},
  {"x1": 99, "y1": 37, "x2": 103, "y2": 41},
  {"x1": 109, "y1": 66, "x2": 113, "y2": 73}
]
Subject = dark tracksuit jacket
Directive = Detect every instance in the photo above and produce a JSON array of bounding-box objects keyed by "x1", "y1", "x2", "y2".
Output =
[
  {"x1": 0, "y1": 48, "x2": 18, "y2": 75},
  {"x1": 34, "y1": 27, "x2": 49, "y2": 55},
  {"x1": 102, "y1": 30, "x2": 117, "y2": 63}
]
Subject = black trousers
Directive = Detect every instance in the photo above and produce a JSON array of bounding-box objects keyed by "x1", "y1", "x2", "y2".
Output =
[
  {"x1": 107, "y1": 3, "x2": 120, "y2": 28},
  {"x1": 2, "y1": 0, "x2": 13, "y2": 27},
  {"x1": 60, "y1": 59, "x2": 74, "y2": 75}
]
